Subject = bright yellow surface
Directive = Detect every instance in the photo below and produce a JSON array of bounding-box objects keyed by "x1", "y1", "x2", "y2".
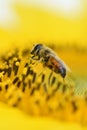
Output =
[
  {"x1": 0, "y1": 1, "x2": 87, "y2": 130},
  {"x1": 0, "y1": 3, "x2": 87, "y2": 50},
  {"x1": 0, "y1": 102, "x2": 86, "y2": 130}
]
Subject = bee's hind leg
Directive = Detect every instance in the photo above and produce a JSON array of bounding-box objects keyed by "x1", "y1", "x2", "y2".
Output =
[{"x1": 48, "y1": 71, "x2": 53, "y2": 86}]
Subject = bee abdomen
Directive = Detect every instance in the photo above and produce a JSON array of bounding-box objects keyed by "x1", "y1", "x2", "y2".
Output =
[{"x1": 60, "y1": 67, "x2": 66, "y2": 78}]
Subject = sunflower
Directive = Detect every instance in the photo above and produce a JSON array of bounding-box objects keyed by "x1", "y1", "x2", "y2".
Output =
[{"x1": 0, "y1": 1, "x2": 87, "y2": 130}]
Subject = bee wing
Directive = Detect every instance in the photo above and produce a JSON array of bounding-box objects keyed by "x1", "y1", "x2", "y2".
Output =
[
  {"x1": 48, "y1": 52, "x2": 71, "y2": 72},
  {"x1": 43, "y1": 45, "x2": 71, "y2": 72},
  {"x1": 55, "y1": 54, "x2": 71, "y2": 72}
]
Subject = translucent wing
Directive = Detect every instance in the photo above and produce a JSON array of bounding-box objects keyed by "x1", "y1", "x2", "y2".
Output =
[{"x1": 44, "y1": 46, "x2": 71, "y2": 72}]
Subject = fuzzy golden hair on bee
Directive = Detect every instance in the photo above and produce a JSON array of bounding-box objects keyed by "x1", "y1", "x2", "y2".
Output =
[{"x1": 30, "y1": 43, "x2": 71, "y2": 78}]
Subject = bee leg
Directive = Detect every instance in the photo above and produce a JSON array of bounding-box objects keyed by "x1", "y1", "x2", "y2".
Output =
[
  {"x1": 63, "y1": 78, "x2": 65, "y2": 83},
  {"x1": 29, "y1": 55, "x2": 40, "y2": 65},
  {"x1": 35, "y1": 57, "x2": 44, "y2": 66},
  {"x1": 29, "y1": 55, "x2": 36, "y2": 65},
  {"x1": 36, "y1": 58, "x2": 46, "y2": 77},
  {"x1": 48, "y1": 71, "x2": 53, "y2": 86},
  {"x1": 30, "y1": 55, "x2": 40, "y2": 61}
]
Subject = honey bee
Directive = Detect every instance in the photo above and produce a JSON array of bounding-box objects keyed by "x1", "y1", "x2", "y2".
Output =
[{"x1": 30, "y1": 44, "x2": 70, "y2": 78}]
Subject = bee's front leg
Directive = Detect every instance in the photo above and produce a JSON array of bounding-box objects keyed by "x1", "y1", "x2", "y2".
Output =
[
  {"x1": 31, "y1": 55, "x2": 40, "y2": 60},
  {"x1": 30, "y1": 55, "x2": 44, "y2": 66},
  {"x1": 29, "y1": 55, "x2": 40, "y2": 64}
]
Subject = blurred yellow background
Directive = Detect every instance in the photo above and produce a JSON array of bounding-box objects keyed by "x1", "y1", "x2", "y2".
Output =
[
  {"x1": 0, "y1": 0, "x2": 87, "y2": 51},
  {"x1": 0, "y1": 102, "x2": 86, "y2": 130}
]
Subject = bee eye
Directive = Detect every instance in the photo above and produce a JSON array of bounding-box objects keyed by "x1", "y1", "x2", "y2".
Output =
[
  {"x1": 31, "y1": 44, "x2": 42, "y2": 54},
  {"x1": 34, "y1": 44, "x2": 42, "y2": 51}
]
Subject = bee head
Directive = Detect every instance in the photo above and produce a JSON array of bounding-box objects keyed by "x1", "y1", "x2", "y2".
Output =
[
  {"x1": 30, "y1": 44, "x2": 43, "y2": 56},
  {"x1": 60, "y1": 67, "x2": 66, "y2": 78}
]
